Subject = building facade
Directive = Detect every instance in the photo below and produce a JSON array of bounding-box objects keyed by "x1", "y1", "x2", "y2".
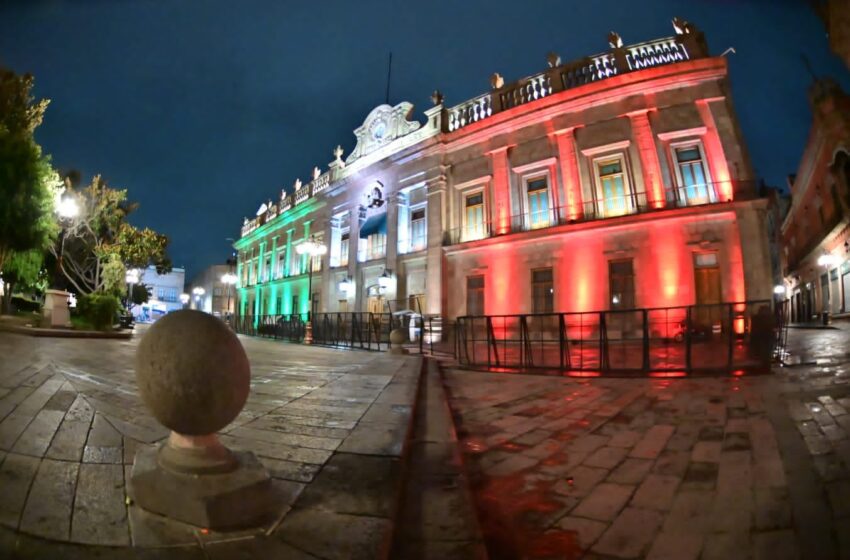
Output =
[
  {"x1": 780, "y1": 79, "x2": 850, "y2": 322},
  {"x1": 131, "y1": 265, "x2": 185, "y2": 322},
  {"x1": 234, "y1": 20, "x2": 772, "y2": 331},
  {"x1": 187, "y1": 263, "x2": 237, "y2": 318}
]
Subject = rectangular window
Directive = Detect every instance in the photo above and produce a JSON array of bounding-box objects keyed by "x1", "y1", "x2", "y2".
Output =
[
  {"x1": 291, "y1": 295, "x2": 299, "y2": 316},
  {"x1": 526, "y1": 178, "x2": 550, "y2": 229},
  {"x1": 366, "y1": 232, "x2": 386, "y2": 260},
  {"x1": 264, "y1": 256, "x2": 271, "y2": 282},
  {"x1": 531, "y1": 268, "x2": 554, "y2": 314},
  {"x1": 466, "y1": 275, "x2": 485, "y2": 316},
  {"x1": 410, "y1": 208, "x2": 427, "y2": 252},
  {"x1": 596, "y1": 158, "x2": 632, "y2": 217},
  {"x1": 290, "y1": 247, "x2": 302, "y2": 276},
  {"x1": 339, "y1": 232, "x2": 350, "y2": 267},
  {"x1": 674, "y1": 145, "x2": 711, "y2": 205},
  {"x1": 464, "y1": 192, "x2": 486, "y2": 241},
  {"x1": 278, "y1": 252, "x2": 286, "y2": 278},
  {"x1": 609, "y1": 259, "x2": 635, "y2": 309}
]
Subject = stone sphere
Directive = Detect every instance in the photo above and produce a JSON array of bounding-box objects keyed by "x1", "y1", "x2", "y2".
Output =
[
  {"x1": 390, "y1": 328, "x2": 406, "y2": 345},
  {"x1": 136, "y1": 310, "x2": 250, "y2": 435}
]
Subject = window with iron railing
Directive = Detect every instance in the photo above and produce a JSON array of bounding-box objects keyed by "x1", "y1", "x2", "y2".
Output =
[
  {"x1": 596, "y1": 157, "x2": 634, "y2": 218},
  {"x1": 463, "y1": 191, "x2": 486, "y2": 241},
  {"x1": 526, "y1": 177, "x2": 551, "y2": 229},
  {"x1": 361, "y1": 233, "x2": 386, "y2": 261},
  {"x1": 673, "y1": 144, "x2": 713, "y2": 205},
  {"x1": 410, "y1": 208, "x2": 427, "y2": 251}
]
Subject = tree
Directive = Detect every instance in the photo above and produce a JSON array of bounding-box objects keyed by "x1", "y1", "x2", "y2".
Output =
[
  {"x1": 0, "y1": 68, "x2": 59, "y2": 272},
  {"x1": 1, "y1": 250, "x2": 45, "y2": 314},
  {"x1": 51, "y1": 175, "x2": 170, "y2": 295},
  {"x1": 130, "y1": 283, "x2": 150, "y2": 306}
]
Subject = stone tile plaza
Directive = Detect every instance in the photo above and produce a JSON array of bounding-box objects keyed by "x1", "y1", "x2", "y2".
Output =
[{"x1": 3, "y1": 2, "x2": 850, "y2": 559}]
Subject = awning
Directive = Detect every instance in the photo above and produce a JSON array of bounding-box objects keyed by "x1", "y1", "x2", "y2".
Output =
[{"x1": 359, "y1": 212, "x2": 387, "y2": 238}]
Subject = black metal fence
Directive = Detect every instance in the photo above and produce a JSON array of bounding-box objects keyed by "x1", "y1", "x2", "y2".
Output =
[
  {"x1": 455, "y1": 300, "x2": 782, "y2": 375},
  {"x1": 234, "y1": 312, "x2": 394, "y2": 351}
]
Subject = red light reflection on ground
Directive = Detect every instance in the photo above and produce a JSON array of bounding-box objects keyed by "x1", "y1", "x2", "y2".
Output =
[
  {"x1": 649, "y1": 371, "x2": 687, "y2": 378},
  {"x1": 566, "y1": 371, "x2": 601, "y2": 378}
]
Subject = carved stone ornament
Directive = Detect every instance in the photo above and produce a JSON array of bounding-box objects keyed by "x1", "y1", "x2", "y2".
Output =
[
  {"x1": 333, "y1": 145, "x2": 344, "y2": 162},
  {"x1": 608, "y1": 31, "x2": 623, "y2": 49},
  {"x1": 294, "y1": 178, "x2": 303, "y2": 191},
  {"x1": 431, "y1": 90, "x2": 444, "y2": 106},
  {"x1": 546, "y1": 52, "x2": 561, "y2": 68},
  {"x1": 312, "y1": 166, "x2": 321, "y2": 180},
  {"x1": 346, "y1": 102, "x2": 421, "y2": 164},
  {"x1": 490, "y1": 73, "x2": 504, "y2": 89}
]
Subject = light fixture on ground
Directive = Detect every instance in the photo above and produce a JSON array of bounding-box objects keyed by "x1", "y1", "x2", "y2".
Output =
[{"x1": 294, "y1": 235, "x2": 327, "y2": 344}]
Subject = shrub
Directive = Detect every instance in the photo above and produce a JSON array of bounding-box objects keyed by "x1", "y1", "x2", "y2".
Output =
[
  {"x1": 77, "y1": 293, "x2": 121, "y2": 331},
  {"x1": 11, "y1": 296, "x2": 41, "y2": 313}
]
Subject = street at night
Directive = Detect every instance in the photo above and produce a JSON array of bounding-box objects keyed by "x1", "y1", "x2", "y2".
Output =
[{"x1": 3, "y1": 0, "x2": 850, "y2": 558}]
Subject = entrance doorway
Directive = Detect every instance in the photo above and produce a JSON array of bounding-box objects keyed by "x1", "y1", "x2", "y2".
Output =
[
  {"x1": 693, "y1": 252, "x2": 721, "y2": 329},
  {"x1": 366, "y1": 285, "x2": 385, "y2": 314}
]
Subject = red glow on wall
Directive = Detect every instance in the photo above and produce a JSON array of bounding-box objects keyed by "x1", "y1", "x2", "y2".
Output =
[
  {"x1": 696, "y1": 100, "x2": 734, "y2": 202},
  {"x1": 489, "y1": 148, "x2": 512, "y2": 235},
  {"x1": 555, "y1": 128, "x2": 584, "y2": 220},
  {"x1": 629, "y1": 111, "x2": 666, "y2": 209}
]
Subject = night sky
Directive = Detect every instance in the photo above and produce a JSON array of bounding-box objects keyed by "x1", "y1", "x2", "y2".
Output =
[{"x1": 2, "y1": 0, "x2": 849, "y2": 279}]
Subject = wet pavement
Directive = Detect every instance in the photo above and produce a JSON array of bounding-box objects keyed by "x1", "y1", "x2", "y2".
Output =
[
  {"x1": 445, "y1": 323, "x2": 850, "y2": 560},
  {"x1": 0, "y1": 327, "x2": 420, "y2": 558}
]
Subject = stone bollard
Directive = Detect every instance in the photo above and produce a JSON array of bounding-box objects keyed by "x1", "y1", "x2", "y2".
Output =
[
  {"x1": 130, "y1": 310, "x2": 276, "y2": 530},
  {"x1": 389, "y1": 327, "x2": 408, "y2": 355}
]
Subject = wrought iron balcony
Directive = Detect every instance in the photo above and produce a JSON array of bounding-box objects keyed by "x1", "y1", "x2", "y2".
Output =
[{"x1": 444, "y1": 180, "x2": 753, "y2": 246}]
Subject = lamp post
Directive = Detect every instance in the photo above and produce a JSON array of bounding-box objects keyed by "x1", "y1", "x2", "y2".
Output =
[
  {"x1": 54, "y1": 192, "x2": 79, "y2": 286},
  {"x1": 221, "y1": 272, "x2": 237, "y2": 323},
  {"x1": 125, "y1": 268, "x2": 140, "y2": 309},
  {"x1": 179, "y1": 293, "x2": 190, "y2": 308},
  {"x1": 192, "y1": 286, "x2": 206, "y2": 311},
  {"x1": 295, "y1": 235, "x2": 327, "y2": 344}
]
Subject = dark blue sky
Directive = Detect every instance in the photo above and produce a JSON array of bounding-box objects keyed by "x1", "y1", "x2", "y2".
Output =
[{"x1": 2, "y1": 0, "x2": 848, "y2": 278}]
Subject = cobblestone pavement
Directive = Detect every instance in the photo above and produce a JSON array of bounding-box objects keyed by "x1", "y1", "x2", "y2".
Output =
[
  {"x1": 445, "y1": 324, "x2": 850, "y2": 560},
  {"x1": 0, "y1": 328, "x2": 420, "y2": 558}
]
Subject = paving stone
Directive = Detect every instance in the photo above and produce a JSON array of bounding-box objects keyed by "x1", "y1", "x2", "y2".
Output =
[
  {"x1": 753, "y1": 529, "x2": 800, "y2": 560},
  {"x1": 572, "y1": 482, "x2": 634, "y2": 521},
  {"x1": 607, "y1": 458, "x2": 653, "y2": 485},
  {"x1": 86, "y1": 413, "x2": 123, "y2": 447},
  {"x1": 710, "y1": 490, "x2": 753, "y2": 533},
  {"x1": 10, "y1": 409, "x2": 65, "y2": 457},
  {"x1": 630, "y1": 425, "x2": 675, "y2": 459},
  {"x1": 608, "y1": 430, "x2": 641, "y2": 448},
  {"x1": 82, "y1": 445, "x2": 123, "y2": 464},
  {"x1": 336, "y1": 422, "x2": 406, "y2": 456},
  {"x1": 127, "y1": 504, "x2": 198, "y2": 547},
  {"x1": 294, "y1": 452, "x2": 399, "y2": 518},
  {"x1": 681, "y1": 461, "x2": 718, "y2": 490},
  {"x1": 206, "y1": 535, "x2": 321, "y2": 559},
  {"x1": 259, "y1": 456, "x2": 322, "y2": 483},
  {"x1": 553, "y1": 465, "x2": 608, "y2": 498},
  {"x1": 722, "y1": 431, "x2": 752, "y2": 451},
  {"x1": 229, "y1": 426, "x2": 343, "y2": 452},
  {"x1": 645, "y1": 531, "x2": 702, "y2": 560},
  {"x1": 826, "y1": 480, "x2": 850, "y2": 518},
  {"x1": 276, "y1": 508, "x2": 390, "y2": 560},
  {"x1": 652, "y1": 450, "x2": 690, "y2": 477},
  {"x1": 754, "y1": 486, "x2": 792, "y2": 530},
  {"x1": 584, "y1": 446, "x2": 628, "y2": 470},
  {"x1": 554, "y1": 516, "x2": 608, "y2": 550},
  {"x1": 45, "y1": 397, "x2": 94, "y2": 462},
  {"x1": 691, "y1": 441, "x2": 722, "y2": 463},
  {"x1": 19, "y1": 458, "x2": 79, "y2": 541},
  {"x1": 0, "y1": 452, "x2": 40, "y2": 528},
  {"x1": 71, "y1": 463, "x2": 128, "y2": 545},
  {"x1": 485, "y1": 453, "x2": 538, "y2": 476},
  {"x1": 700, "y1": 531, "x2": 751, "y2": 560},
  {"x1": 592, "y1": 507, "x2": 663, "y2": 559},
  {"x1": 630, "y1": 474, "x2": 679, "y2": 511},
  {"x1": 0, "y1": 411, "x2": 35, "y2": 450},
  {"x1": 662, "y1": 490, "x2": 713, "y2": 535}
]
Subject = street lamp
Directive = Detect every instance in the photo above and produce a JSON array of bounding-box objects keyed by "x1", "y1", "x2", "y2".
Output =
[
  {"x1": 192, "y1": 286, "x2": 205, "y2": 311},
  {"x1": 53, "y1": 191, "x2": 79, "y2": 287},
  {"x1": 179, "y1": 293, "x2": 190, "y2": 306},
  {"x1": 221, "y1": 272, "x2": 237, "y2": 322},
  {"x1": 295, "y1": 235, "x2": 327, "y2": 344},
  {"x1": 125, "y1": 268, "x2": 140, "y2": 309}
]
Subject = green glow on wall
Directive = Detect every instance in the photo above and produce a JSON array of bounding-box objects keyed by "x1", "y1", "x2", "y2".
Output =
[{"x1": 234, "y1": 197, "x2": 324, "y2": 250}]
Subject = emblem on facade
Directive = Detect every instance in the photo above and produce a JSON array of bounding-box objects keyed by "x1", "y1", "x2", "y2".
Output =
[
  {"x1": 364, "y1": 181, "x2": 385, "y2": 210},
  {"x1": 346, "y1": 102, "x2": 421, "y2": 164}
]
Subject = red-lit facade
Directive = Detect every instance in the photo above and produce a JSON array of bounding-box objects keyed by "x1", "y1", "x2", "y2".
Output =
[{"x1": 234, "y1": 21, "x2": 772, "y2": 328}]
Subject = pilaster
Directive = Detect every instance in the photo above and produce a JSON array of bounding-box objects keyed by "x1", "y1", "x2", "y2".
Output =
[
  {"x1": 627, "y1": 110, "x2": 665, "y2": 209},
  {"x1": 553, "y1": 127, "x2": 583, "y2": 220},
  {"x1": 425, "y1": 176, "x2": 447, "y2": 316},
  {"x1": 487, "y1": 147, "x2": 512, "y2": 235},
  {"x1": 696, "y1": 99, "x2": 734, "y2": 201}
]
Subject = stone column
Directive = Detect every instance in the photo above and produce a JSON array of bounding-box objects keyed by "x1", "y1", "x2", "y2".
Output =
[
  {"x1": 257, "y1": 241, "x2": 266, "y2": 284},
  {"x1": 269, "y1": 236, "x2": 278, "y2": 281},
  {"x1": 348, "y1": 208, "x2": 362, "y2": 312},
  {"x1": 425, "y1": 176, "x2": 447, "y2": 316},
  {"x1": 553, "y1": 127, "x2": 583, "y2": 220},
  {"x1": 284, "y1": 229, "x2": 294, "y2": 278},
  {"x1": 696, "y1": 99, "x2": 734, "y2": 201},
  {"x1": 487, "y1": 146, "x2": 512, "y2": 234},
  {"x1": 627, "y1": 110, "x2": 665, "y2": 209},
  {"x1": 386, "y1": 196, "x2": 399, "y2": 264}
]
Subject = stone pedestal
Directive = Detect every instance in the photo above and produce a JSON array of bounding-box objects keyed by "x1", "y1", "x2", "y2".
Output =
[
  {"x1": 42, "y1": 289, "x2": 71, "y2": 328},
  {"x1": 130, "y1": 310, "x2": 277, "y2": 530},
  {"x1": 389, "y1": 328, "x2": 408, "y2": 355}
]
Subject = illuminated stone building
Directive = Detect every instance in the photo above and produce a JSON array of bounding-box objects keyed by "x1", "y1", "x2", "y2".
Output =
[
  {"x1": 234, "y1": 20, "x2": 772, "y2": 328},
  {"x1": 780, "y1": 80, "x2": 850, "y2": 322}
]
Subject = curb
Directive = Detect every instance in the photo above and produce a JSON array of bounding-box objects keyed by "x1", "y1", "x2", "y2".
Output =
[{"x1": 0, "y1": 323, "x2": 133, "y2": 339}]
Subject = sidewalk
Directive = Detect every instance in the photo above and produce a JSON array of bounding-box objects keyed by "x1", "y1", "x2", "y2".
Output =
[{"x1": 0, "y1": 332, "x2": 422, "y2": 559}]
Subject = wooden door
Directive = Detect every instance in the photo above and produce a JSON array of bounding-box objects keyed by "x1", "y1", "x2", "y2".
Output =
[{"x1": 694, "y1": 254, "x2": 722, "y2": 329}]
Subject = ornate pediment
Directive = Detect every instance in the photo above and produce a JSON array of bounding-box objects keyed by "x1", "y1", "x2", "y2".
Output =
[{"x1": 346, "y1": 102, "x2": 421, "y2": 164}]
